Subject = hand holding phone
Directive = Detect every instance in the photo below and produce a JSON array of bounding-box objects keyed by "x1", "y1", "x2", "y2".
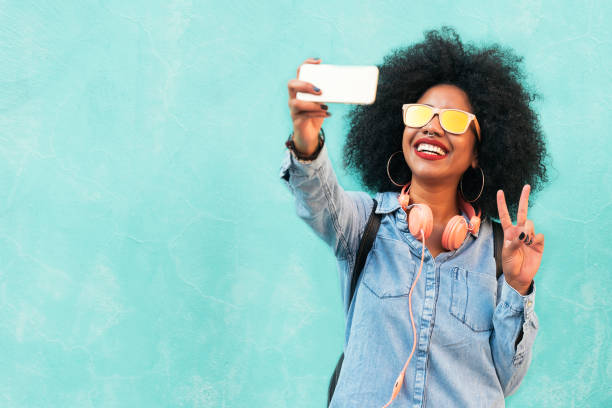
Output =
[{"x1": 287, "y1": 58, "x2": 331, "y2": 156}]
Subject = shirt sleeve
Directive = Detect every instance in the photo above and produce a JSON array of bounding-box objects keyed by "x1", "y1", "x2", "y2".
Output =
[
  {"x1": 490, "y1": 277, "x2": 539, "y2": 396},
  {"x1": 279, "y1": 138, "x2": 373, "y2": 263}
]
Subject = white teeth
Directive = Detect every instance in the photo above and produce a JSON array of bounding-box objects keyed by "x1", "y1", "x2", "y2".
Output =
[{"x1": 417, "y1": 143, "x2": 447, "y2": 156}]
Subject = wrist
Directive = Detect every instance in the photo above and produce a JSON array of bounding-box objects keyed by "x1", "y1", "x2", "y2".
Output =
[
  {"x1": 506, "y1": 278, "x2": 533, "y2": 296},
  {"x1": 286, "y1": 129, "x2": 325, "y2": 160},
  {"x1": 292, "y1": 135, "x2": 318, "y2": 156}
]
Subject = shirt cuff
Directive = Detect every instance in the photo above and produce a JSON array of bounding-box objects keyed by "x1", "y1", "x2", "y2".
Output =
[
  {"x1": 280, "y1": 138, "x2": 329, "y2": 183},
  {"x1": 499, "y1": 279, "x2": 536, "y2": 318}
]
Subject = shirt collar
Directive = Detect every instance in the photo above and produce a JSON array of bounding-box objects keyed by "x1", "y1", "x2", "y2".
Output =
[{"x1": 374, "y1": 192, "x2": 402, "y2": 214}]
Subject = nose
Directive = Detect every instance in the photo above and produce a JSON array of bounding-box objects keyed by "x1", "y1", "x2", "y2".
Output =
[{"x1": 422, "y1": 113, "x2": 444, "y2": 135}]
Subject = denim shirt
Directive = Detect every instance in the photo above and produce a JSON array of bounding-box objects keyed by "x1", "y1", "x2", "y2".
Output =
[{"x1": 280, "y1": 142, "x2": 539, "y2": 408}]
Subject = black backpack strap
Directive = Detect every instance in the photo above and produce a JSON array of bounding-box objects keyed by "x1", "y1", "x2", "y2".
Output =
[
  {"x1": 348, "y1": 199, "x2": 381, "y2": 312},
  {"x1": 328, "y1": 199, "x2": 381, "y2": 407},
  {"x1": 327, "y1": 353, "x2": 344, "y2": 406},
  {"x1": 492, "y1": 221, "x2": 504, "y2": 279}
]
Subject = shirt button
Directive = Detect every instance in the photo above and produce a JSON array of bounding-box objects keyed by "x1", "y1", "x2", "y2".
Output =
[{"x1": 527, "y1": 301, "x2": 533, "y2": 307}]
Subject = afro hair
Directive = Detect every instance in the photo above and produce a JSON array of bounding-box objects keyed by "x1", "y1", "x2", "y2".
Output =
[{"x1": 343, "y1": 26, "x2": 549, "y2": 220}]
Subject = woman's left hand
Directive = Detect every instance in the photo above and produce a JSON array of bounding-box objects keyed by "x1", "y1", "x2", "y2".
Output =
[{"x1": 496, "y1": 185, "x2": 545, "y2": 295}]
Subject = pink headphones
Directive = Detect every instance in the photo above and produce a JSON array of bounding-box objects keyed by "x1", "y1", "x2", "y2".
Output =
[{"x1": 398, "y1": 184, "x2": 481, "y2": 250}]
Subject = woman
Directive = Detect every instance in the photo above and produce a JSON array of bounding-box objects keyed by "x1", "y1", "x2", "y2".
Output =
[{"x1": 281, "y1": 27, "x2": 547, "y2": 407}]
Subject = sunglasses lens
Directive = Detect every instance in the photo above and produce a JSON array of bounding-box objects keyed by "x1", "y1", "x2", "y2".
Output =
[
  {"x1": 440, "y1": 110, "x2": 470, "y2": 134},
  {"x1": 404, "y1": 105, "x2": 433, "y2": 127}
]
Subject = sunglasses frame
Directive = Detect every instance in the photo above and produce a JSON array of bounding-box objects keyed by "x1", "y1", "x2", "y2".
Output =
[{"x1": 402, "y1": 104, "x2": 481, "y2": 141}]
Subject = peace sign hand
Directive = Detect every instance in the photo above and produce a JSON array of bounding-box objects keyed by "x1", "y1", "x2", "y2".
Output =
[{"x1": 496, "y1": 185, "x2": 545, "y2": 295}]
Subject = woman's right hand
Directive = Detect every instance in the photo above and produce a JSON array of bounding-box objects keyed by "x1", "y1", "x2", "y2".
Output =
[{"x1": 287, "y1": 58, "x2": 331, "y2": 156}]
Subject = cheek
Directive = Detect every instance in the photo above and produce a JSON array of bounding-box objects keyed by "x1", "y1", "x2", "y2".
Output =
[
  {"x1": 402, "y1": 127, "x2": 416, "y2": 150},
  {"x1": 457, "y1": 141, "x2": 478, "y2": 167}
]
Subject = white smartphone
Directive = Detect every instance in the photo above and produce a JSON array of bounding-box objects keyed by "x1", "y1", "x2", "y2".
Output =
[{"x1": 297, "y1": 64, "x2": 379, "y2": 105}]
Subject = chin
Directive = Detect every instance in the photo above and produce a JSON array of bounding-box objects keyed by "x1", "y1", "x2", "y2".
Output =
[{"x1": 409, "y1": 164, "x2": 456, "y2": 183}]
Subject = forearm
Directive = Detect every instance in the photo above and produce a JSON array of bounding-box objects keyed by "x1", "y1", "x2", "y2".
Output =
[
  {"x1": 490, "y1": 278, "x2": 539, "y2": 396},
  {"x1": 280, "y1": 138, "x2": 372, "y2": 260}
]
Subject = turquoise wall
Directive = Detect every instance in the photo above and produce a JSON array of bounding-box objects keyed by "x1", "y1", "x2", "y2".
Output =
[{"x1": 1, "y1": 0, "x2": 610, "y2": 406}]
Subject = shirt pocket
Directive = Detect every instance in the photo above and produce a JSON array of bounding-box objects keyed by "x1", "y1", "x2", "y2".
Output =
[
  {"x1": 449, "y1": 266, "x2": 496, "y2": 332},
  {"x1": 361, "y1": 236, "x2": 415, "y2": 298}
]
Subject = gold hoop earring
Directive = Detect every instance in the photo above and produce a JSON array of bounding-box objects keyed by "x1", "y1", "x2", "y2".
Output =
[
  {"x1": 460, "y1": 167, "x2": 485, "y2": 203},
  {"x1": 386, "y1": 151, "x2": 410, "y2": 187}
]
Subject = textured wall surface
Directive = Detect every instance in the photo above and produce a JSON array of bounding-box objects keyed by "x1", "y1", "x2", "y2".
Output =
[{"x1": 0, "y1": 1, "x2": 611, "y2": 407}]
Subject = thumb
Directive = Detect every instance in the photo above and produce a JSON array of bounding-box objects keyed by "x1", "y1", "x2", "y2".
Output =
[{"x1": 504, "y1": 233, "x2": 525, "y2": 254}]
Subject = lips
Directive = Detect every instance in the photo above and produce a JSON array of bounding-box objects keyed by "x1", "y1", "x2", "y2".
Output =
[{"x1": 413, "y1": 138, "x2": 449, "y2": 161}]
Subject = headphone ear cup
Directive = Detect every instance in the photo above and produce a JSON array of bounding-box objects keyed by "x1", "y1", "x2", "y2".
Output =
[
  {"x1": 408, "y1": 204, "x2": 433, "y2": 241},
  {"x1": 469, "y1": 216, "x2": 481, "y2": 236},
  {"x1": 398, "y1": 191, "x2": 411, "y2": 211},
  {"x1": 441, "y1": 216, "x2": 468, "y2": 250}
]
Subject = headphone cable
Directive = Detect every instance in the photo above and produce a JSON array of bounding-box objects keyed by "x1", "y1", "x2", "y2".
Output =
[{"x1": 382, "y1": 229, "x2": 425, "y2": 408}]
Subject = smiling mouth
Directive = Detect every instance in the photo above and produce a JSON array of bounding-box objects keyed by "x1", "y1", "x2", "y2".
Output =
[{"x1": 416, "y1": 143, "x2": 447, "y2": 156}]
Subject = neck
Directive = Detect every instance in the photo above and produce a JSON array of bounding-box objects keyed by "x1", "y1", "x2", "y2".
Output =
[{"x1": 408, "y1": 178, "x2": 460, "y2": 223}]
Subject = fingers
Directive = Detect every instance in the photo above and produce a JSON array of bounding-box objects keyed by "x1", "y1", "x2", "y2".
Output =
[
  {"x1": 504, "y1": 227, "x2": 532, "y2": 252},
  {"x1": 294, "y1": 111, "x2": 331, "y2": 119},
  {"x1": 516, "y1": 185, "x2": 531, "y2": 227},
  {"x1": 288, "y1": 79, "x2": 322, "y2": 100},
  {"x1": 296, "y1": 58, "x2": 321, "y2": 77},
  {"x1": 496, "y1": 190, "x2": 512, "y2": 230},
  {"x1": 289, "y1": 98, "x2": 328, "y2": 115},
  {"x1": 521, "y1": 220, "x2": 540, "y2": 247},
  {"x1": 520, "y1": 230, "x2": 544, "y2": 251},
  {"x1": 505, "y1": 220, "x2": 541, "y2": 253},
  {"x1": 290, "y1": 58, "x2": 322, "y2": 99},
  {"x1": 513, "y1": 219, "x2": 534, "y2": 244},
  {"x1": 524, "y1": 219, "x2": 535, "y2": 241},
  {"x1": 530, "y1": 233, "x2": 545, "y2": 250},
  {"x1": 498, "y1": 185, "x2": 531, "y2": 230}
]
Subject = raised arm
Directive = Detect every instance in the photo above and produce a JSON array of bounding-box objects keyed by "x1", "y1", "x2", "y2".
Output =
[
  {"x1": 287, "y1": 58, "x2": 329, "y2": 157},
  {"x1": 490, "y1": 185, "x2": 543, "y2": 395},
  {"x1": 281, "y1": 59, "x2": 373, "y2": 262}
]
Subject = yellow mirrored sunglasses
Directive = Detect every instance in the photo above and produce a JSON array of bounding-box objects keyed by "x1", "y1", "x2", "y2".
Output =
[{"x1": 402, "y1": 104, "x2": 481, "y2": 141}]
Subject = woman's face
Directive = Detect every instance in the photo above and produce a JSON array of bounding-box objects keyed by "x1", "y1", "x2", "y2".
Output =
[{"x1": 402, "y1": 84, "x2": 478, "y2": 185}]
